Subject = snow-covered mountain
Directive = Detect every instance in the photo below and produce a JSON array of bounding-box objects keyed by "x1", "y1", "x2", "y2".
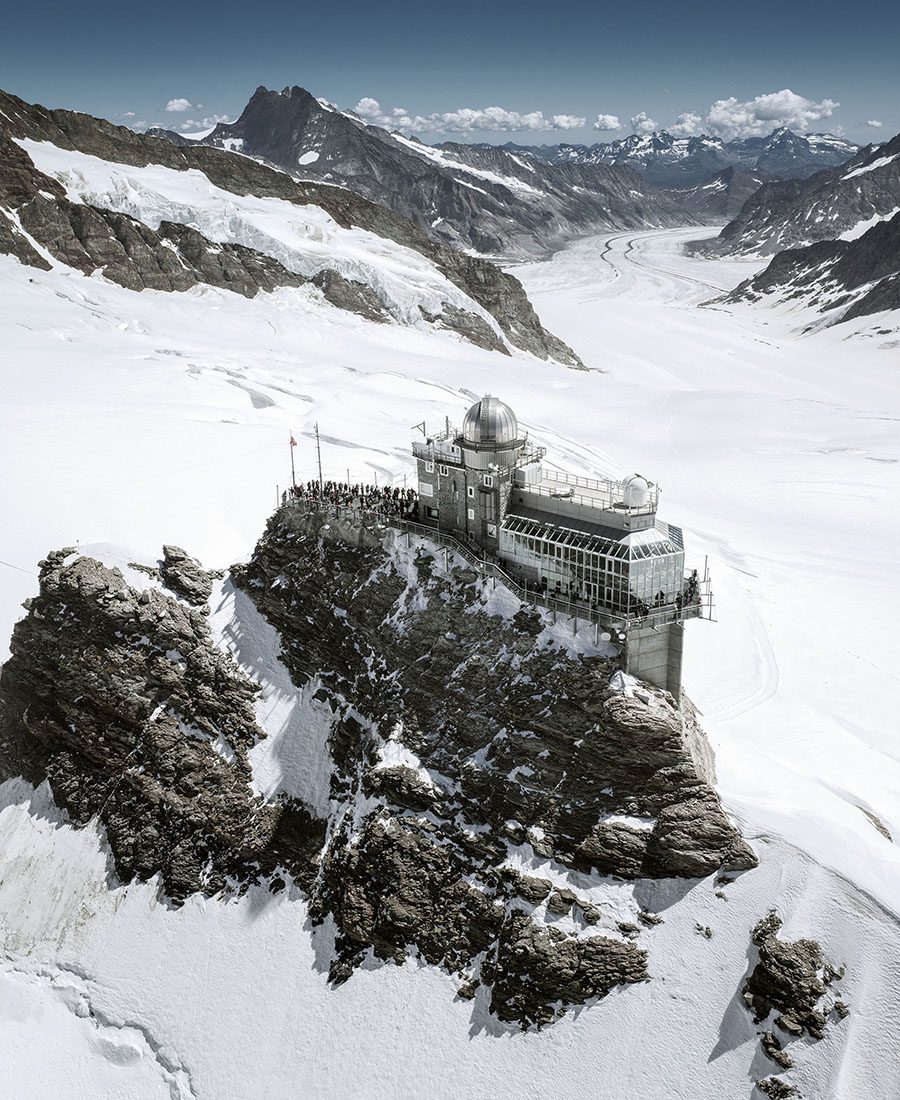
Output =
[
  {"x1": 692, "y1": 132, "x2": 900, "y2": 257},
  {"x1": 723, "y1": 209, "x2": 900, "y2": 326},
  {"x1": 534, "y1": 127, "x2": 858, "y2": 189},
  {"x1": 148, "y1": 85, "x2": 696, "y2": 259},
  {"x1": 0, "y1": 89, "x2": 579, "y2": 365}
]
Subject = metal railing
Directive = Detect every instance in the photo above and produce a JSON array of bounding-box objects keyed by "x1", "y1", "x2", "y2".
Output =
[
  {"x1": 515, "y1": 468, "x2": 658, "y2": 516},
  {"x1": 282, "y1": 496, "x2": 714, "y2": 634},
  {"x1": 412, "y1": 438, "x2": 547, "y2": 470}
]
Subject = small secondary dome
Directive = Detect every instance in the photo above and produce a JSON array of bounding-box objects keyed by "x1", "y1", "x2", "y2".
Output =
[
  {"x1": 462, "y1": 395, "x2": 519, "y2": 447},
  {"x1": 622, "y1": 474, "x2": 650, "y2": 508}
]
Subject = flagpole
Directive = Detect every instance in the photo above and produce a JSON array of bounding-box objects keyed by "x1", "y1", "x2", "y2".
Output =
[
  {"x1": 289, "y1": 428, "x2": 297, "y2": 491},
  {"x1": 315, "y1": 422, "x2": 324, "y2": 492}
]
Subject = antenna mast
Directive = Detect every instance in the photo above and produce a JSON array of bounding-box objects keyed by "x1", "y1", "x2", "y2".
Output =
[{"x1": 315, "y1": 422, "x2": 324, "y2": 490}]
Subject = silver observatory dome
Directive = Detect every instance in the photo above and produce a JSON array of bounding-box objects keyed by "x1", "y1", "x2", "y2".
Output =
[{"x1": 462, "y1": 395, "x2": 521, "y2": 447}]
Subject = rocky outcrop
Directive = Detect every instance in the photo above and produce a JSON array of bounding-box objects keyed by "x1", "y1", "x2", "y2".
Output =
[
  {"x1": 744, "y1": 912, "x2": 845, "y2": 1039},
  {"x1": 160, "y1": 545, "x2": 213, "y2": 606},
  {"x1": 0, "y1": 549, "x2": 324, "y2": 902},
  {"x1": 0, "y1": 507, "x2": 757, "y2": 1028},
  {"x1": 742, "y1": 911, "x2": 847, "y2": 1096},
  {"x1": 0, "y1": 88, "x2": 581, "y2": 365}
]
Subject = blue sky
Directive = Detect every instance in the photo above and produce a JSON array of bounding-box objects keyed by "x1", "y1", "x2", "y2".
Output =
[{"x1": 3, "y1": 0, "x2": 897, "y2": 143}]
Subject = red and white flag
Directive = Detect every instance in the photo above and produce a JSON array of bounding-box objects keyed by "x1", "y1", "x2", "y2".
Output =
[{"x1": 289, "y1": 433, "x2": 297, "y2": 447}]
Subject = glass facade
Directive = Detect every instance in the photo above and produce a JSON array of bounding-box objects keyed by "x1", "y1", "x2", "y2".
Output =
[{"x1": 498, "y1": 513, "x2": 685, "y2": 614}]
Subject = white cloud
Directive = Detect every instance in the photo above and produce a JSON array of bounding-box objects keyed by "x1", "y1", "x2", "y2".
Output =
[
  {"x1": 177, "y1": 114, "x2": 230, "y2": 132},
  {"x1": 121, "y1": 111, "x2": 136, "y2": 119},
  {"x1": 551, "y1": 114, "x2": 587, "y2": 129},
  {"x1": 593, "y1": 113, "x2": 622, "y2": 131},
  {"x1": 702, "y1": 89, "x2": 838, "y2": 138},
  {"x1": 630, "y1": 112, "x2": 657, "y2": 134},
  {"x1": 669, "y1": 112, "x2": 704, "y2": 137},
  {"x1": 165, "y1": 98, "x2": 194, "y2": 113},
  {"x1": 867, "y1": 119, "x2": 883, "y2": 128},
  {"x1": 352, "y1": 98, "x2": 584, "y2": 133}
]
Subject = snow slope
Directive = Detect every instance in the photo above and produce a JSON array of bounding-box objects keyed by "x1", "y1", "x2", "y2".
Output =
[
  {"x1": 2, "y1": 225, "x2": 900, "y2": 1097},
  {"x1": 15, "y1": 137, "x2": 505, "y2": 332}
]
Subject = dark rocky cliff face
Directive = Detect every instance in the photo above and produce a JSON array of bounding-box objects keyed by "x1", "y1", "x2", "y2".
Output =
[
  {"x1": 0, "y1": 89, "x2": 580, "y2": 365},
  {"x1": 0, "y1": 508, "x2": 757, "y2": 1029}
]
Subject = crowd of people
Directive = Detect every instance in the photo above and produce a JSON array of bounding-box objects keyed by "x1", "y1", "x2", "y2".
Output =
[{"x1": 284, "y1": 479, "x2": 419, "y2": 519}]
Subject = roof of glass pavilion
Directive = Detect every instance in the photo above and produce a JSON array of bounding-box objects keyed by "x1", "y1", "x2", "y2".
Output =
[{"x1": 501, "y1": 508, "x2": 684, "y2": 561}]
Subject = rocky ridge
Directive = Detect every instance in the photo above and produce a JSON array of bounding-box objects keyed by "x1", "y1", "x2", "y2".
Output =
[
  {"x1": 0, "y1": 503, "x2": 763, "y2": 1030},
  {"x1": 722, "y1": 210, "x2": 900, "y2": 326},
  {"x1": 0, "y1": 89, "x2": 579, "y2": 365}
]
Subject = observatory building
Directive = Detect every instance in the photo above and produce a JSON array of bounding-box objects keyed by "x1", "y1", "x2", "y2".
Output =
[{"x1": 412, "y1": 395, "x2": 708, "y2": 697}]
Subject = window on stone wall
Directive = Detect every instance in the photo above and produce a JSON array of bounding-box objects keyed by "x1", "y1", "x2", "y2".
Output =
[
  {"x1": 425, "y1": 461, "x2": 434, "y2": 473},
  {"x1": 467, "y1": 507, "x2": 475, "y2": 521},
  {"x1": 440, "y1": 464, "x2": 449, "y2": 477},
  {"x1": 483, "y1": 474, "x2": 494, "y2": 487},
  {"x1": 467, "y1": 486, "x2": 475, "y2": 498}
]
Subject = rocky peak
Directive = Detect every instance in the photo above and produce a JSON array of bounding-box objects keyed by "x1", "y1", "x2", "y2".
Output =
[{"x1": 0, "y1": 505, "x2": 758, "y2": 1029}]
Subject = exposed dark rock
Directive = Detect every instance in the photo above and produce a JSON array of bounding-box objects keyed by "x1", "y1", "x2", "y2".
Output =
[
  {"x1": 744, "y1": 912, "x2": 845, "y2": 1040},
  {"x1": 418, "y1": 303, "x2": 509, "y2": 356},
  {"x1": 638, "y1": 909, "x2": 664, "y2": 926},
  {"x1": 756, "y1": 1077, "x2": 797, "y2": 1099},
  {"x1": 0, "y1": 505, "x2": 758, "y2": 1029},
  {"x1": 546, "y1": 888, "x2": 576, "y2": 915},
  {"x1": 516, "y1": 875, "x2": 553, "y2": 904},
  {"x1": 311, "y1": 269, "x2": 391, "y2": 324},
  {"x1": 664, "y1": 167, "x2": 770, "y2": 224},
  {"x1": 761, "y1": 1031, "x2": 794, "y2": 1071},
  {"x1": 0, "y1": 549, "x2": 324, "y2": 902},
  {"x1": 160, "y1": 545, "x2": 213, "y2": 606},
  {"x1": 482, "y1": 911, "x2": 648, "y2": 1029},
  {"x1": 237, "y1": 502, "x2": 756, "y2": 886}
]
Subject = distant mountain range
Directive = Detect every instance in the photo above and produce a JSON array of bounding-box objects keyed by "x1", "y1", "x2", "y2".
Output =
[
  {"x1": 148, "y1": 85, "x2": 697, "y2": 259},
  {"x1": 499, "y1": 128, "x2": 859, "y2": 188}
]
